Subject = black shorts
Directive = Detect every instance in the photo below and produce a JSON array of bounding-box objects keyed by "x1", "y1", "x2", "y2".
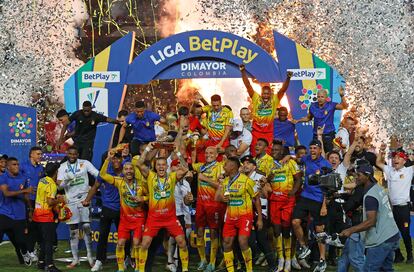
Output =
[{"x1": 292, "y1": 196, "x2": 326, "y2": 226}]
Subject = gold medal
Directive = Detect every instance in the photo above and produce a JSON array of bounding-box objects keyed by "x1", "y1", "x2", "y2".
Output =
[
  {"x1": 324, "y1": 110, "x2": 328, "y2": 115},
  {"x1": 91, "y1": 120, "x2": 95, "y2": 125},
  {"x1": 400, "y1": 174, "x2": 404, "y2": 179},
  {"x1": 146, "y1": 121, "x2": 150, "y2": 127}
]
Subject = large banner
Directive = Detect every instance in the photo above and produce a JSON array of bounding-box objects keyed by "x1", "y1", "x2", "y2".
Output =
[
  {"x1": 64, "y1": 33, "x2": 135, "y2": 166},
  {"x1": 127, "y1": 30, "x2": 282, "y2": 83},
  {"x1": 0, "y1": 103, "x2": 36, "y2": 161},
  {"x1": 274, "y1": 31, "x2": 345, "y2": 146}
]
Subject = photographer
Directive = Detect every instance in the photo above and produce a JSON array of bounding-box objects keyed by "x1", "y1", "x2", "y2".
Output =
[{"x1": 291, "y1": 139, "x2": 332, "y2": 272}]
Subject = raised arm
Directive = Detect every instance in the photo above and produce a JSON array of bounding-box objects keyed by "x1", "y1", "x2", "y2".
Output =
[
  {"x1": 375, "y1": 143, "x2": 387, "y2": 171},
  {"x1": 335, "y1": 86, "x2": 348, "y2": 110},
  {"x1": 136, "y1": 143, "x2": 153, "y2": 179},
  {"x1": 277, "y1": 71, "x2": 293, "y2": 100},
  {"x1": 317, "y1": 125, "x2": 326, "y2": 158},
  {"x1": 239, "y1": 64, "x2": 255, "y2": 98},
  {"x1": 343, "y1": 136, "x2": 359, "y2": 168},
  {"x1": 118, "y1": 124, "x2": 127, "y2": 145},
  {"x1": 99, "y1": 155, "x2": 115, "y2": 184}
]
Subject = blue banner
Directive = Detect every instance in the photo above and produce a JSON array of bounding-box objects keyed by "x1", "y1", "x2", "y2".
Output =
[
  {"x1": 127, "y1": 30, "x2": 282, "y2": 84},
  {"x1": 0, "y1": 103, "x2": 36, "y2": 161},
  {"x1": 274, "y1": 31, "x2": 345, "y2": 146}
]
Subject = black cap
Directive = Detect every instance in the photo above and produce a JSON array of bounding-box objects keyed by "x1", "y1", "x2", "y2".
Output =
[
  {"x1": 355, "y1": 163, "x2": 374, "y2": 176},
  {"x1": 0, "y1": 154, "x2": 8, "y2": 160},
  {"x1": 309, "y1": 139, "x2": 322, "y2": 147},
  {"x1": 113, "y1": 152, "x2": 123, "y2": 159},
  {"x1": 240, "y1": 155, "x2": 256, "y2": 165}
]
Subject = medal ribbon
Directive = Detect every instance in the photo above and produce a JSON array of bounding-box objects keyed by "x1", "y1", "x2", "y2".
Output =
[
  {"x1": 67, "y1": 162, "x2": 78, "y2": 175},
  {"x1": 200, "y1": 161, "x2": 217, "y2": 173},
  {"x1": 227, "y1": 172, "x2": 240, "y2": 192},
  {"x1": 125, "y1": 179, "x2": 137, "y2": 197},
  {"x1": 157, "y1": 174, "x2": 168, "y2": 192}
]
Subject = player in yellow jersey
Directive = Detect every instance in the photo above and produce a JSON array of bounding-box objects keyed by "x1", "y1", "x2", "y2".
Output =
[
  {"x1": 215, "y1": 157, "x2": 262, "y2": 272},
  {"x1": 240, "y1": 65, "x2": 292, "y2": 155},
  {"x1": 136, "y1": 143, "x2": 190, "y2": 272},
  {"x1": 99, "y1": 150, "x2": 148, "y2": 272},
  {"x1": 201, "y1": 94, "x2": 233, "y2": 161},
  {"x1": 32, "y1": 163, "x2": 64, "y2": 272},
  {"x1": 264, "y1": 141, "x2": 302, "y2": 272},
  {"x1": 192, "y1": 146, "x2": 225, "y2": 272},
  {"x1": 254, "y1": 138, "x2": 274, "y2": 176}
]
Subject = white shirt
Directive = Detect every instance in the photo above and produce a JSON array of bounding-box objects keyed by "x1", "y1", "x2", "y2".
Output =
[
  {"x1": 249, "y1": 171, "x2": 268, "y2": 217},
  {"x1": 384, "y1": 165, "x2": 413, "y2": 206},
  {"x1": 57, "y1": 159, "x2": 99, "y2": 204},
  {"x1": 174, "y1": 180, "x2": 191, "y2": 217},
  {"x1": 155, "y1": 124, "x2": 165, "y2": 139},
  {"x1": 336, "y1": 127, "x2": 350, "y2": 153},
  {"x1": 230, "y1": 128, "x2": 252, "y2": 158}
]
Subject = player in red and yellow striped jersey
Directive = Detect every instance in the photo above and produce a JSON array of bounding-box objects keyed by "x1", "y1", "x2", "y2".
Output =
[
  {"x1": 240, "y1": 65, "x2": 292, "y2": 155},
  {"x1": 254, "y1": 138, "x2": 274, "y2": 176},
  {"x1": 192, "y1": 146, "x2": 225, "y2": 271},
  {"x1": 136, "y1": 143, "x2": 190, "y2": 272},
  {"x1": 265, "y1": 141, "x2": 302, "y2": 272},
  {"x1": 215, "y1": 157, "x2": 262, "y2": 272},
  {"x1": 201, "y1": 94, "x2": 233, "y2": 161},
  {"x1": 99, "y1": 151, "x2": 148, "y2": 272}
]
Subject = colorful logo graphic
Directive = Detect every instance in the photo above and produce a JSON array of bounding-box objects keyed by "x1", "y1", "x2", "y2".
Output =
[
  {"x1": 87, "y1": 90, "x2": 100, "y2": 109},
  {"x1": 9, "y1": 113, "x2": 33, "y2": 138},
  {"x1": 79, "y1": 87, "x2": 109, "y2": 116},
  {"x1": 298, "y1": 84, "x2": 331, "y2": 110}
]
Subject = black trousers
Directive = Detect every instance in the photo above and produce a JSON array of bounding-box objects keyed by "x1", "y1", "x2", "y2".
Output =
[
  {"x1": 314, "y1": 131, "x2": 336, "y2": 153},
  {"x1": 35, "y1": 222, "x2": 56, "y2": 266},
  {"x1": 96, "y1": 207, "x2": 121, "y2": 262},
  {"x1": 73, "y1": 141, "x2": 94, "y2": 161},
  {"x1": 392, "y1": 204, "x2": 413, "y2": 256},
  {"x1": 0, "y1": 215, "x2": 28, "y2": 254},
  {"x1": 249, "y1": 217, "x2": 276, "y2": 269},
  {"x1": 26, "y1": 200, "x2": 38, "y2": 252}
]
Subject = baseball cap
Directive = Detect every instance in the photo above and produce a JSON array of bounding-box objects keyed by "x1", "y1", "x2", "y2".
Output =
[
  {"x1": 232, "y1": 119, "x2": 243, "y2": 132},
  {"x1": 309, "y1": 139, "x2": 322, "y2": 147},
  {"x1": 0, "y1": 154, "x2": 8, "y2": 160},
  {"x1": 391, "y1": 150, "x2": 408, "y2": 161},
  {"x1": 240, "y1": 155, "x2": 256, "y2": 165},
  {"x1": 355, "y1": 163, "x2": 374, "y2": 176}
]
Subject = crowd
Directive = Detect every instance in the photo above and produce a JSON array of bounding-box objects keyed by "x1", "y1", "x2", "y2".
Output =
[{"x1": 0, "y1": 65, "x2": 413, "y2": 272}]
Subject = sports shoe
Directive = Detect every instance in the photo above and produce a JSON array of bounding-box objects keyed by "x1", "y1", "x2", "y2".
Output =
[
  {"x1": 261, "y1": 259, "x2": 268, "y2": 267},
  {"x1": 166, "y1": 262, "x2": 177, "y2": 272},
  {"x1": 277, "y1": 258, "x2": 284, "y2": 272},
  {"x1": 66, "y1": 259, "x2": 80, "y2": 269},
  {"x1": 255, "y1": 252, "x2": 266, "y2": 265},
  {"x1": 37, "y1": 261, "x2": 46, "y2": 270},
  {"x1": 313, "y1": 259, "x2": 327, "y2": 272},
  {"x1": 315, "y1": 232, "x2": 329, "y2": 243},
  {"x1": 87, "y1": 254, "x2": 94, "y2": 267},
  {"x1": 46, "y1": 265, "x2": 63, "y2": 272},
  {"x1": 22, "y1": 252, "x2": 32, "y2": 266},
  {"x1": 326, "y1": 233, "x2": 344, "y2": 248},
  {"x1": 298, "y1": 258, "x2": 310, "y2": 269},
  {"x1": 406, "y1": 253, "x2": 413, "y2": 264},
  {"x1": 204, "y1": 263, "x2": 215, "y2": 272},
  {"x1": 91, "y1": 260, "x2": 103, "y2": 271},
  {"x1": 297, "y1": 246, "x2": 311, "y2": 259},
  {"x1": 291, "y1": 257, "x2": 301, "y2": 270},
  {"x1": 197, "y1": 260, "x2": 207, "y2": 271},
  {"x1": 284, "y1": 259, "x2": 291, "y2": 272},
  {"x1": 29, "y1": 251, "x2": 38, "y2": 262}
]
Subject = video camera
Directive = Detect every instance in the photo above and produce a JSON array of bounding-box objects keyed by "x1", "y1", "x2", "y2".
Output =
[{"x1": 308, "y1": 167, "x2": 342, "y2": 195}]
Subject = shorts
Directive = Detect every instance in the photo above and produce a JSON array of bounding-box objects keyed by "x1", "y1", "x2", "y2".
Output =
[
  {"x1": 66, "y1": 202, "x2": 90, "y2": 224},
  {"x1": 269, "y1": 195, "x2": 296, "y2": 227},
  {"x1": 195, "y1": 203, "x2": 224, "y2": 229},
  {"x1": 292, "y1": 196, "x2": 326, "y2": 226},
  {"x1": 117, "y1": 217, "x2": 145, "y2": 240},
  {"x1": 143, "y1": 215, "x2": 184, "y2": 238},
  {"x1": 223, "y1": 215, "x2": 253, "y2": 238}
]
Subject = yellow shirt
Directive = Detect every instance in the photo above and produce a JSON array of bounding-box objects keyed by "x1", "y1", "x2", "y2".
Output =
[
  {"x1": 192, "y1": 161, "x2": 224, "y2": 204},
  {"x1": 255, "y1": 153, "x2": 274, "y2": 176},
  {"x1": 147, "y1": 170, "x2": 177, "y2": 218},
  {"x1": 269, "y1": 159, "x2": 300, "y2": 199},
  {"x1": 100, "y1": 159, "x2": 147, "y2": 220},
  {"x1": 33, "y1": 176, "x2": 57, "y2": 223},
  {"x1": 202, "y1": 105, "x2": 234, "y2": 141},
  {"x1": 223, "y1": 173, "x2": 257, "y2": 220},
  {"x1": 252, "y1": 92, "x2": 279, "y2": 133}
]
